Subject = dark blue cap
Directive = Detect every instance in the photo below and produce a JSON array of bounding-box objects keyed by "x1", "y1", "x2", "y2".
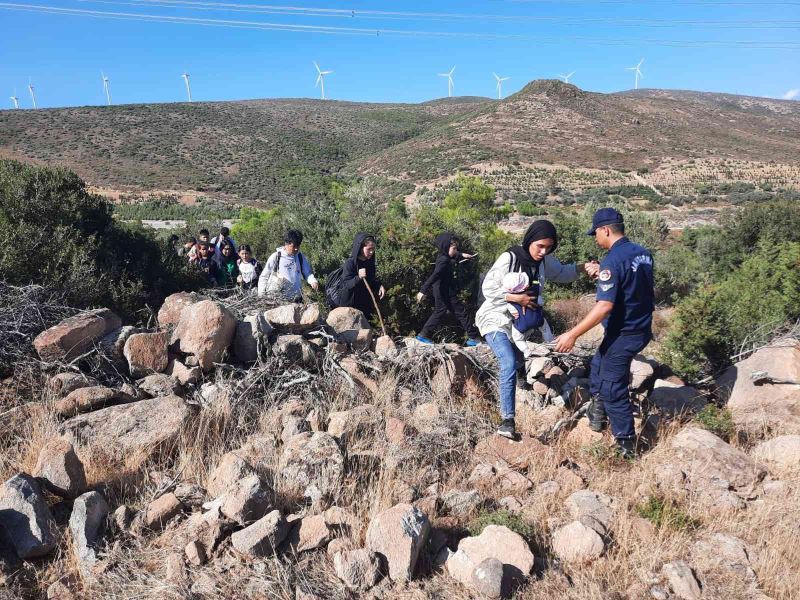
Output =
[{"x1": 586, "y1": 208, "x2": 624, "y2": 236}]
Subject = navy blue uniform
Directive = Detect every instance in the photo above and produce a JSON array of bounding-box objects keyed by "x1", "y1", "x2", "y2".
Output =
[{"x1": 589, "y1": 237, "x2": 655, "y2": 440}]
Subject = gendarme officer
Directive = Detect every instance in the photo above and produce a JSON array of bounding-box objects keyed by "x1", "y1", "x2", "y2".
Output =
[{"x1": 553, "y1": 208, "x2": 655, "y2": 459}]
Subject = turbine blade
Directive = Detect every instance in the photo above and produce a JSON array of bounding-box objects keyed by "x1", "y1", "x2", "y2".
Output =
[{"x1": 314, "y1": 61, "x2": 321, "y2": 73}]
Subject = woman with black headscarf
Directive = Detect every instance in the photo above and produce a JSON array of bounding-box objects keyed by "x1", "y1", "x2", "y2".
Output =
[
  {"x1": 476, "y1": 220, "x2": 596, "y2": 439},
  {"x1": 415, "y1": 232, "x2": 481, "y2": 346},
  {"x1": 339, "y1": 232, "x2": 385, "y2": 321}
]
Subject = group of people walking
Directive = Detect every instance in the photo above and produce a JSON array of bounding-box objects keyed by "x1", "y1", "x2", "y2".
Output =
[{"x1": 175, "y1": 207, "x2": 654, "y2": 459}]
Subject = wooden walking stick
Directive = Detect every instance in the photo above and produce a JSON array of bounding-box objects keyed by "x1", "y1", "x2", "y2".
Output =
[{"x1": 363, "y1": 279, "x2": 387, "y2": 337}]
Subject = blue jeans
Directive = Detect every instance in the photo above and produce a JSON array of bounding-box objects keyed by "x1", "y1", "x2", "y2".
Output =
[
  {"x1": 589, "y1": 332, "x2": 651, "y2": 440},
  {"x1": 485, "y1": 331, "x2": 525, "y2": 420}
]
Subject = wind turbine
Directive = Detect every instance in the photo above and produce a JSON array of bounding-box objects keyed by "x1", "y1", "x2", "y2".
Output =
[
  {"x1": 101, "y1": 71, "x2": 112, "y2": 105},
  {"x1": 313, "y1": 61, "x2": 333, "y2": 100},
  {"x1": 10, "y1": 89, "x2": 19, "y2": 109},
  {"x1": 28, "y1": 79, "x2": 37, "y2": 109},
  {"x1": 558, "y1": 71, "x2": 575, "y2": 84},
  {"x1": 438, "y1": 66, "x2": 455, "y2": 98},
  {"x1": 182, "y1": 72, "x2": 192, "y2": 102},
  {"x1": 626, "y1": 58, "x2": 644, "y2": 90},
  {"x1": 493, "y1": 72, "x2": 510, "y2": 100}
]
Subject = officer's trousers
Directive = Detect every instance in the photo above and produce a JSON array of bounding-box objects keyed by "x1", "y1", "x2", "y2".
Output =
[
  {"x1": 589, "y1": 332, "x2": 651, "y2": 440},
  {"x1": 420, "y1": 296, "x2": 480, "y2": 340}
]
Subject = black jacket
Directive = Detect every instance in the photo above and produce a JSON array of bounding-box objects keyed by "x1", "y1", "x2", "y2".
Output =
[
  {"x1": 420, "y1": 232, "x2": 463, "y2": 303},
  {"x1": 340, "y1": 233, "x2": 382, "y2": 311}
]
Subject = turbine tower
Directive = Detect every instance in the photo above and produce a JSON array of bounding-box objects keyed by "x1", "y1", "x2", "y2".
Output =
[
  {"x1": 626, "y1": 58, "x2": 644, "y2": 90},
  {"x1": 438, "y1": 66, "x2": 455, "y2": 98},
  {"x1": 313, "y1": 61, "x2": 333, "y2": 100},
  {"x1": 10, "y1": 89, "x2": 19, "y2": 109},
  {"x1": 182, "y1": 72, "x2": 192, "y2": 102},
  {"x1": 558, "y1": 71, "x2": 575, "y2": 84},
  {"x1": 493, "y1": 72, "x2": 510, "y2": 100},
  {"x1": 28, "y1": 79, "x2": 37, "y2": 109},
  {"x1": 102, "y1": 71, "x2": 112, "y2": 105}
]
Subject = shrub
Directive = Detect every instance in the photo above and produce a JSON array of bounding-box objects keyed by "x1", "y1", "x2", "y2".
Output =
[
  {"x1": 467, "y1": 509, "x2": 535, "y2": 540},
  {"x1": 693, "y1": 405, "x2": 735, "y2": 441},
  {"x1": 636, "y1": 496, "x2": 702, "y2": 531}
]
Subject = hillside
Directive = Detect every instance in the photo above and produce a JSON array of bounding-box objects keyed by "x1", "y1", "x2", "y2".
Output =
[{"x1": 1, "y1": 81, "x2": 799, "y2": 204}]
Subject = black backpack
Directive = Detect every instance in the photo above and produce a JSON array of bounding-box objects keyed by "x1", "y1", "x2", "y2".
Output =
[{"x1": 325, "y1": 266, "x2": 345, "y2": 308}]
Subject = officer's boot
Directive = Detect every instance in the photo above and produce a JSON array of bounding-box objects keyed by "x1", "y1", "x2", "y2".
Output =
[
  {"x1": 616, "y1": 436, "x2": 636, "y2": 460},
  {"x1": 588, "y1": 394, "x2": 608, "y2": 432}
]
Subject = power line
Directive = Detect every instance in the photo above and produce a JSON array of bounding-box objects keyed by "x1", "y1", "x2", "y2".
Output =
[{"x1": 2, "y1": 2, "x2": 799, "y2": 47}]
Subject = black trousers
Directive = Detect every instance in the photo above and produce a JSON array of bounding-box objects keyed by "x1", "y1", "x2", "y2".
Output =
[{"x1": 420, "y1": 296, "x2": 480, "y2": 340}]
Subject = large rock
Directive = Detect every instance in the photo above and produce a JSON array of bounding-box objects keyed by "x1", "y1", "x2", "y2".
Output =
[
  {"x1": 206, "y1": 452, "x2": 253, "y2": 498},
  {"x1": 751, "y1": 435, "x2": 800, "y2": 475},
  {"x1": 285, "y1": 514, "x2": 331, "y2": 553},
  {"x1": 366, "y1": 503, "x2": 430, "y2": 582},
  {"x1": 157, "y1": 292, "x2": 207, "y2": 329},
  {"x1": 137, "y1": 373, "x2": 182, "y2": 398},
  {"x1": 47, "y1": 372, "x2": 99, "y2": 399},
  {"x1": 123, "y1": 332, "x2": 169, "y2": 378},
  {"x1": 34, "y1": 309, "x2": 121, "y2": 362},
  {"x1": 33, "y1": 438, "x2": 87, "y2": 499},
  {"x1": 141, "y1": 493, "x2": 183, "y2": 531},
  {"x1": 375, "y1": 335, "x2": 399, "y2": 360},
  {"x1": 59, "y1": 395, "x2": 193, "y2": 466},
  {"x1": 99, "y1": 326, "x2": 141, "y2": 364},
  {"x1": 333, "y1": 549, "x2": 381, "y2": 591},
  {"x1": 165, "y1": 359, "x2": 201, "y2": 386},
  {"x1": 173, "y1": 300, "x2": 237, "y2": 371},
  {"x1": 231, "y1": 510, "x2": 288, "y2": 557},
  {"x1": 565, "y1": 490, "x2": 615, "y2": 535},
  {"x1": 274, "y1": 334, "x2": 316, "y2": 367},
  {"x1": 630, "y1": 356, "x2": 657, "y2": 390},
  {"x1": 326, "y1": 307, "x2": 372, "y2": 345},
  {"x1": 263, "y1": 303, "x2": 321, "y2": 334},
  {"x1": 470, "y1": 557, "x2": 504, "y2": 599},
  {"x1": 54, "y1": 386, "x2": 120, "y2": 418},
  {"x1": 691, "y1": 532, "x2": 759, "y2": 590},
  {"x1": 233, "y1": 314, "x2": 273, "y2": 363},
  {"x1": 431, "y1": 352, "x2": 479, "y2": 399},
  {"x1": 0, "y1": 474, "x2": 57, "y2": 558},
  {"x1": 326, "y1": 404, "x2": 378, "y2": 444},
  {"x1": 552, "y1": 521, "x2": 605, "y2": 563},
  {"x1": 278, "y1": 432, "x2": 344, "y2": 499},
  {"x1": 69, "y1": 491, "x2": 109, "y2": 570},
  {"x1": 446, "y1": 525, "x2": 534, "y2": 590},
  {"x1": 716, "y1": 342, "x2": 800, "y2": 435},
  {"x1": 219, "y1": 475, "x2": 271, "y2": 526},
  {"x1": 662, "y1": 561, "x2": 702, "y2": 600},
  {"x1": 649, "y1": 380, "x2": 706, "y2": 416},
  {"x1": 473, "y1": 434, "x2": 549, "y2": 470}
]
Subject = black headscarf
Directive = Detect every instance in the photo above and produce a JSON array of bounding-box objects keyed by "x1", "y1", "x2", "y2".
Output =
[
  {"x1": 434, "y1": 232, "x2": 457, "y2": 256},
  {"x1": 351, "y1": 232, "x2": 376, "y2": 265},
  {"x1": 508, "y1": 219, "x2": 558, "y2": 270}
]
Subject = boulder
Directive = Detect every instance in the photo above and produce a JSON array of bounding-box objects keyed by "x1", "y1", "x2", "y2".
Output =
[
  {"x1": 716, "y1": 342, "x2": 800, "y2": 435},
  {"x1": 99, "y1": 326, "x2": 140, "y2": 364},
  {"x1": 123, "y1": 332, "x2": 169, "y2": 378},
  {"x1": 137, "y1": 373, "x2": 182, "y2": 398},
  {"x1": 333, "y1": 549, "x2": 381, "y2": 592},
  {"x1": 0, "y1": 474, "x2": 57, "y2": 558},
  {"x1": 751, "y1": 435, "x2": 800, "y2": 474},
  {"x1": 274, "y1": 335, "x2": 316, "y2": 367},
  {"x1": 278, "y1": 432, "x2": 344, "y2": 499},
  {"x1": 327, "y1": 404, "x2": 378, "y2": 444},
  {"x1": 470, "y1": 557, "x2": 504, "y2": 599},
  {"x1": 375, "y1": 335, "x2": 399, "y2": 360},
  {"x1": 231, "y1": 510, "x2": 288, "y2": 557},
  {"x1": 59, "y1": 395, "x2": 193, "y2": 466},
  {"x1": 54, "y1": 386, "x2": 119, "y2": 418},
  {"x1": 33, "y1": 438, "x2": 87, "y2": 499},
  {"x1": 441, "y1": 489, "x2": 482, "y2": 516},
  {"x1": 431, "y1": 352, "x2": 479, "y2": 399},
  {"x1": 157, "y1": 291, "x2": 207, "y2": 329},
  {"x1": 141, "y1": 493, "x2": 183, "y2": 531},
  {"x1": 366, "y1": 503, "x2": 429, "y2": 582},
  {"x1": 233, "y1": 314, "x2": 273, "y2": 363},
  {"x1": 173, "y1": 300, "x2": 237, "y2": 371},
  {"x1": 285, "y1": 514, "x2": 331, "y2": 553},
  {"x1": 565, "y1": 490, "x2": 615, "y2": 535},
  {"x1": 630, "y1": 356, "x2": 657, "y2": 390},
  {"x1": 219, "y1": 475, "x2": 271, "y2": 526},
  {"x1": 184, "y1": 540, "x2": 206, "y2": 566},
  {"x1": 661, "y1": 561, "x2": 702, "y2": 600},
  {"x1": 326, "y1": 307, "x2": 372, "y2": 345},
  {"x1": 446, "y1": 525, "x2": 534, "y2": 590},
  {"x1": 552, "y1": 521, "x2": 605, "y2": 563},
  {"x1": 206, "y1": 452, "x2": 253, "y2": 498},
  {"x1": 165, "y1": 358, "x2": 201, "y2": 386},
  {"x1": 473, "y1": 434, "x2": 549, "y2": 470},
  {"x1": 69, "y1": 491, "x2": 109, "y2": 570},
  {"x1": 649, "y1": 380, "x2": 706, "y2": 416},
  {"x1": 47, "y1": 372, "x2": 98, "y2": 398},
  {"x1": 34, "y1": 309, "x2": 121, "y2": 362},
  {"x1": 526, "y1": 356, "x2": 553, "y2": 382},
  {"x1": 264, "y1": 303, "x2": 321, "y2": 334},
  {"x1": 691, "y1": 533, "x2": 758, "y2": 585}
]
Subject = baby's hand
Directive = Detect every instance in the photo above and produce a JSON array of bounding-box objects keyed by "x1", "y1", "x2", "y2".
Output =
[{"x1": 508, "y1": 306, "x2": 519, "y2": 319}]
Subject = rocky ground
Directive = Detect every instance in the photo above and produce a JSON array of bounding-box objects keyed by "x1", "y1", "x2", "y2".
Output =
[{"x1": 1, "y1": 289, "x2": 799, "y2": 599}]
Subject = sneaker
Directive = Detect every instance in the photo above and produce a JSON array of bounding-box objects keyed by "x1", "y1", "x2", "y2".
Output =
[
  {"x1": 497, "y1": 418, "x2": 516, "y2": 439},
  {"x1": 588, "y1": 395, "x2": 608, "y2": 432},
  {"x1": 465, "y1": 338, "x2": 481, "y2": 347},
  {"x1": 616, "y1": 437, "x2": 636, "y2": 460},
  {"x1": 415, "y1": 335, "x2": 434, "y2": 345}
]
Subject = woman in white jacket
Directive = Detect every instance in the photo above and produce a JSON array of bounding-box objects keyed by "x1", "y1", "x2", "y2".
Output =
[{"x1": 476, "y1": 220, "x2": 595, "y2": 439}]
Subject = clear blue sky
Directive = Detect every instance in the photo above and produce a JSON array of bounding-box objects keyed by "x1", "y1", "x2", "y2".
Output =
[{"x1": 1, "y1": 0, "x2": 798, "y2": 108}]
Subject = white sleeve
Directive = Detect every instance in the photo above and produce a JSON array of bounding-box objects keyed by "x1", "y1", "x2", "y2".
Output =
[
  {"x1": 482, "y1": 253, "x2": 511, "y2": 302},
  {"x1": 257, "y1": 253, "x2": 276, "y2": 296}
]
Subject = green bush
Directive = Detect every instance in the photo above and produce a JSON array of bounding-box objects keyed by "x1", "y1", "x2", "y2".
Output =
[
  {"x1": 693, "y1": 405, "x2": 735, "y2": 441},
  {"x1": 0, "y1": 160, "x2": 202, "y2": 321},
  {"x1": 636, "y1": 496, "x2": 702, "y2": 531},
  {"x1": 467, "y1": 509, "x2": 535, "y2": 540}
]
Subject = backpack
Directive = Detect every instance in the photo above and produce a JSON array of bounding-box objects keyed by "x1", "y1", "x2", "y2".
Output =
[{"x1": 325, "y1": 266, "x2": 345, "y2": 308}]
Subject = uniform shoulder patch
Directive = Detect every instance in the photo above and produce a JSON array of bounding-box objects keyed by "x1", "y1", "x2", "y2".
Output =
[{"x1": 598, "y1": 269, "x2": 612, "y2": 282}]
